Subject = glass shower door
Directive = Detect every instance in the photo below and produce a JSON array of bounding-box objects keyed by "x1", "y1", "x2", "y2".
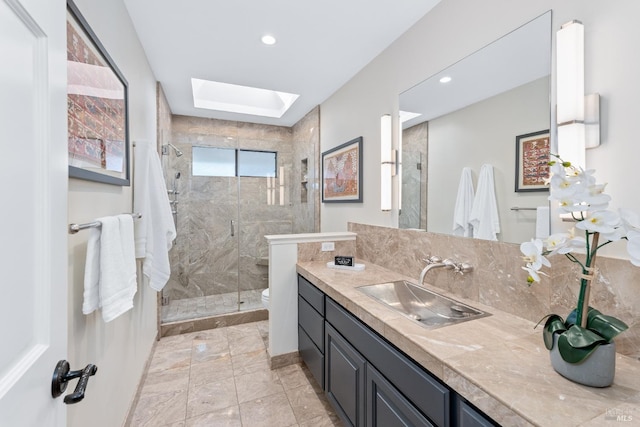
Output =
[
  {"x1": 237, "y1": 151, "x2": 292, "y2": 312},
  {"x1": 160, "y1": 143, "x2": 292, "y2": 323}
]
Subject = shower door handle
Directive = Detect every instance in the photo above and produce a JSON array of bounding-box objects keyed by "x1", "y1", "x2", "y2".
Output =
[{"x1": 230, "y1": 220, "x2": 235, "y2": 237}]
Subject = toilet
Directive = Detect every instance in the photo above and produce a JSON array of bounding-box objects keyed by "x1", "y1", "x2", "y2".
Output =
[{"x1": 261, "y1": 288, "x2": 269, "y2": 309}]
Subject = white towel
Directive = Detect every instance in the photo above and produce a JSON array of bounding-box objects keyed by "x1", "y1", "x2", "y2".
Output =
[
  {"x1": 83, "y1": 215, "x2": 137, "y2": 322},
  {"x1": 134, "y1": 140, "x2": 177, "y2": 291},
  {"x1": 469, "y1": 164, "x2": 500, "y2": 241},
  {"x1": 536, "y1": 206, "x2": 550, "y2": 239},
  {"x1": 83, "y1": 227, "x2": 101, "y2": 315},
  {"x1": 452, "y1": 167, "x2": 475, "y2": 237}
]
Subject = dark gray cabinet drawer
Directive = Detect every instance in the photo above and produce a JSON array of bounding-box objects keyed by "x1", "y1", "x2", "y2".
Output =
[
  {"x1": 298, "y1": 326, "x2": 324, "y2": 388},
  {"x1": 367, "y1": 364, "x2": 434, "y2": 427},
  {"x1": 325, "y1": 323, "x2": 366, "y2": 427},
  {"x1": 298, "y1": 295, "x2": 324, "y2": 352},
  {"x1": 326, "y1": 298, "x2": 450, "y2": 427},
  {"x1": 298, "y1": 275, "x2": 325, "y2": 315},
  {"x1": 457, "y1": 400, "x2": 495, "y2": 427}
]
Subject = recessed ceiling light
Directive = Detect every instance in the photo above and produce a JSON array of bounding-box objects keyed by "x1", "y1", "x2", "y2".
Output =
[
  {"x1": 439, "y1": 76, "x2": 452, "y2": 84},
  {"x1": 191, "y1": 78, "x2": 299, "y2": 118},
  {"x1": 261, "y1": 35, "x2": 276, "y2": 45}
]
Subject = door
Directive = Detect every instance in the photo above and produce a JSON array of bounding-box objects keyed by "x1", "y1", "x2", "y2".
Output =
[{"x1": 0, "y1": 0, "x2": 68, "y2": 425}]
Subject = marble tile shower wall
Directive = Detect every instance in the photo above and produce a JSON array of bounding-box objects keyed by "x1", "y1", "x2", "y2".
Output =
[
  {"x1": 349, "y1": 223, "x2": 640, "y2": 359},
  {"x1": 163, "y1": 115, "x2": 302, "y2": 302},
  {"x1": 292, "y1": 106, "x2": 320, "y2": 234},
  {"x1": 400, "y1": 122, "x2": 428, "y2": 230}
]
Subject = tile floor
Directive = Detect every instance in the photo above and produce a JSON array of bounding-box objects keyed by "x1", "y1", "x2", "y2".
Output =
[
  {"x1": 161, "y1": 290, "x2": 264, "y2": 323},
  {"x1": 129, "y1": 320, "x2": 343, "y2": 426}
]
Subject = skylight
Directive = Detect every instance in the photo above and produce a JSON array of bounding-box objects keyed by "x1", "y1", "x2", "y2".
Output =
[
  {"x1": 191, "y1": 78, "x2": 299, "y2": 118},
  {"x1": 399, "y1": 110, "x2": 422, "y2": 123}
]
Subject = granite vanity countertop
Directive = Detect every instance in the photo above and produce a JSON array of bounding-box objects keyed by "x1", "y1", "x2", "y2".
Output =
[{"x1": 296, "y1": 260, "x2": 640, "y2": 427}]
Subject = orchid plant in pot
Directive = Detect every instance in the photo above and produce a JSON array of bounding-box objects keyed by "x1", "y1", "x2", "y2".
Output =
[{"x1": 521, "y1": 155, "x2": 638, "y2": 386}]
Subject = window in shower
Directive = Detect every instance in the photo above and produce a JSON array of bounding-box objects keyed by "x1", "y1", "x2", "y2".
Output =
[
  {"x1": 192, "y1": 146, "x2": 277, "y2": 178},
  {"x1": 192, "y1": 146, "x2": 235, "y2": 176},
  {"x1": 238, "y1": 150, "x2": 276, "y2": 177}
]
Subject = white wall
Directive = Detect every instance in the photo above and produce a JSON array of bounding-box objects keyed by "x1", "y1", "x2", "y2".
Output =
[
  {"x1": 320, "y1": 0, "x2": 640, "y2": 248},
  {"x1": 67, "y1": 0, "x2": 158, "y2": 425}
]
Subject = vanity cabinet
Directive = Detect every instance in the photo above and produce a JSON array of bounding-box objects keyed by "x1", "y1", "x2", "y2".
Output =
[
  {"x1": 297, "y1": 274, "x2": 496, "y2": 427},
  {"x1": 298, "y1": 275, "x2": 325, "y2": 388},
  {"x1": 326, "y1": 297, "x2": 448, "y2": 427}
]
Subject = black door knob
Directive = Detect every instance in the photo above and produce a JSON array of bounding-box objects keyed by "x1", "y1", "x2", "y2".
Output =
[{"x1": 51, "y1": 360, "x2": 98, "y2": 404}]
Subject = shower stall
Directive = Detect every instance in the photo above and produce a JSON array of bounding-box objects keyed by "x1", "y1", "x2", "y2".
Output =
[{"x1": 158, "y1": 111, "x2": 319, "y2": 326}]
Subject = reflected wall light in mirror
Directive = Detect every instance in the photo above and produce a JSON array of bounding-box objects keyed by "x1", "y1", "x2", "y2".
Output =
[
  {"x1": 380, "y1": 114, "x2": 396, "y2": 211},
  {"x1": 556, "y1": 20, "x2": 601, "y2": 171}
]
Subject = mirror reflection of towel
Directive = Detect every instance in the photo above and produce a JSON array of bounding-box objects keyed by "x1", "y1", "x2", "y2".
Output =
[
  {"x1": 452, "y1": 167, "x2": 475, "y2": 237},
  {"x1": 469, "y1": 164, "x2": 500, "y2": 241},
  {"x1": 536, "y1": 206, "x2": 550, "y2": 239}
]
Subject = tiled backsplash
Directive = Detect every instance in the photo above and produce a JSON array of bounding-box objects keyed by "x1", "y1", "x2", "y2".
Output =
[
  {"x1": 348, "y1": 223, "x2": 640, "y2": 359},
  {"x1": 297, "y1": 240, "x2": 357, "y2": 263}
]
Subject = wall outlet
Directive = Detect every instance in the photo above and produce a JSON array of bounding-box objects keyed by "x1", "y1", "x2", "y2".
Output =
[{"x1": 321, "y1": 241, "x2": 335, "y2": 252}]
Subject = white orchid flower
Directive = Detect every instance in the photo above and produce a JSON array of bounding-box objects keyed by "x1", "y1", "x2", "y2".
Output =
[
  {"x1": 545, "y1": 233, "x2": 573, "y2": 255},
  {"x1": 549, "y1": 160, "x2": 566, "y2": 176},
  {"x1": 551, "y1": 195, "x2": 587, "y2": 213},
  {"x1": 620, "y1": 208, "x2": 640, "y2": 232},
  {"x1": 601, "y1": 226, "x2": 626, "y2": 242},
  {"x1": 573, "y1": 167, "x2": 596, "y2": 184},
  {"x1": 520, "y1": 239, "x2": 551, "y2": 271},
  {"x1": 626, "y1": 230, "x2": 640, "y2": 267},
  {"x1": 565, "y1": 227, "x2": 587, "y2": 247},
  {"x1": 522, "y1": 265, "x2": 549, "y2": 283},
  {"x1": 524, "y1": 156, "x2": 640, "y2": 287},
  {"x1": 575, "y1": 210, "x2": 621, "y2": 234}
]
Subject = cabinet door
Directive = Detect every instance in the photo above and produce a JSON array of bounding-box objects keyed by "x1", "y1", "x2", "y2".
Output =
[
  {"x1": 325, "y1": 323, "x2": 366, "y2": 427},
  {"x1": 458, "y1": 400, "x2": 495, "y2": 427},
  {"x1": 367, "y1": 364, "x2": 435, "y2": 427}
]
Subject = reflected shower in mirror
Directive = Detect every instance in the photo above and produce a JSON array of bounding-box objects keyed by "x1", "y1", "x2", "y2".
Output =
[{"x1": 399, "y1": 10, "x2": 552, "y2": 243}]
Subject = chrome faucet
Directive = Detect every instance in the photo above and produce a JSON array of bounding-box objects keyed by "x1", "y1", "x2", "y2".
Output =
[
  {"x1": 454, "y1": 262, "x2": 473, "y2": 275},
  {"x1": 418, "y1": 256, "x2": 456, "y2": 285}
]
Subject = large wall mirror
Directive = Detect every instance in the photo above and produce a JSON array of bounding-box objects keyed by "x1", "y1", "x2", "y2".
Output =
[{"x1": 399, "y1": 10, "x2": 552, "y2": 244}]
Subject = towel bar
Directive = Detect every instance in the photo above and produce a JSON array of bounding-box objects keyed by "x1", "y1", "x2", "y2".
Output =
[
  {"x1": 68, "y1": 213, "x2": 142, "y2": 234},
  {"x1": 510, "y1": 207, "x2": 537, "y2": 211}
]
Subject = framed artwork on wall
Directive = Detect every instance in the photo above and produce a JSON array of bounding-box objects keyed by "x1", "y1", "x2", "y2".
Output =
[
  {"x1": 67, "y1": 0, "x2": 130, "y2": 186},
  {"x1": 515, "y1": 129, "x2": 550, "y2": 192},
  {"x1": 322, "y1": 136, "x2": 363, "y2": 203}
]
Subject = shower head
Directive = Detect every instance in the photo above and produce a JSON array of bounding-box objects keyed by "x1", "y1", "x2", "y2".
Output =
[{"x1": 163, "y1": 143, "x2": 183, "y2": 157}]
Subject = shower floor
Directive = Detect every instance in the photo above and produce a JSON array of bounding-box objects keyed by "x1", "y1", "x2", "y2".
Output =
[{"x1": 161, "y1": 288, "x2": 264, "y2": 323}]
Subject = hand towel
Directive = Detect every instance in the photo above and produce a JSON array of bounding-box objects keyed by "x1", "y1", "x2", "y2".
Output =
[
  {"x1": 469, "y1": 164, "x2": 500, "y2": 241},
  {"x1": 452, "y1": 167, "x2": 475, "y2": 237},
  {"x1": 82, "y1": 227, "x2": 101, "y2": 315},
  {"x1": 82, "y1": 215, "x2": 137, "y2": 322},
  {"x1": 134, "y1": 140, "x2": 177, "y2": 291},
  {"x1": 536, "y1": 206, "x2": 550, "y2": 240}
]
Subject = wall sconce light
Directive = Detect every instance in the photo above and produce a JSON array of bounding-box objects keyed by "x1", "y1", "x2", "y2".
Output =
[
  {"x1": 380, "y1": 114, "x2": 396, "y2": 211},
  {"x1": 556, "y1": 20, "x2": 600, "y2": 170}
]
